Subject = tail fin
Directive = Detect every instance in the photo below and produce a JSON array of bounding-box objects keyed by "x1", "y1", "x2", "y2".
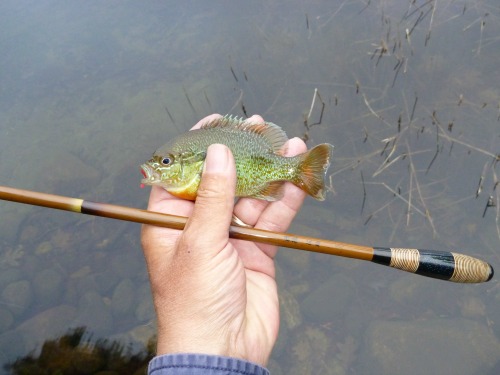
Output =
[{"x1": 296, "y1": 143, "x2": 333, "y2": 201}]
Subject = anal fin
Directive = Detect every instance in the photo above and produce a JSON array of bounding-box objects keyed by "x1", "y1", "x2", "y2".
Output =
[{"x1": 253, "y1": 181, "x2": 286, "y2": 201}]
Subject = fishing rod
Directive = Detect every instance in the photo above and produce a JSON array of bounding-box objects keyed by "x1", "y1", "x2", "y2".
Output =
[{"x1": 0, "y1": 185, "x2": 493, "y2": 283}]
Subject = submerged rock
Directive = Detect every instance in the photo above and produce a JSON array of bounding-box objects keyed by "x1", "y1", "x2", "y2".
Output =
[
  {"x1": 279, "y1": 289, "x2": 302, "y2": 330},
  {"x1": 15, "y1": 304, "x2": 77, "y2": 356},
  {"x1": 0, "y1": 206, "x2": 31, "y2": 243},
  {"x1": 135, "y1": 293, "x2": 155, "y2": 323},
  {"x1": 359, "y1": 318, "x2": 500, "y2": 375},
  {"x1": 278, "y1": 238, "x2": 311, "y2": 272},
  {"x1": 35, "y1": 241, "x2": 53, "y2": 256},
  {"x1": 33, "y1": 268, "x2": 64, "y2": 307},
  {"x1": 288, "y1": 326, "x2": 335, "y2": 375},
  {"x1": 75, "y1": 291, "x2": 113, "y2": 335},
  {"x1": 0, "y1": 268, "x2": 23, "y2": 290},
  {"x1": 0, "y1": 307, "x2": 14, "y2": 333},
  {"x1": 301, "y1": 274, "x2": 356, "y2": 322},
  {"x1": 0, "y1": 329, "x2": 27, "y2": 362},
  {"x1": 135, "y1": 282, "x2": 155, "y2": 323},
  {"x1": 42, "y1": 150, "x2": 101, "y2": 195},
  {"x1": 111, "y1": 278, "x2": 136, "y2": 317},
  {"x1": 1, "y1": 280, "x2": 32, "y2": 316}
]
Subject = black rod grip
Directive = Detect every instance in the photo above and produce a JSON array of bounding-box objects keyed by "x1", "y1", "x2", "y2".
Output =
[{"x1": 372, "y1": 247, "x2": 493, "y2": 283}]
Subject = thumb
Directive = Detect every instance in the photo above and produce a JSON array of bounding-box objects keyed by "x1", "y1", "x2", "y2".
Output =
[{"x1": 181, "y1": 144, "x2": 236, "y2": 253}]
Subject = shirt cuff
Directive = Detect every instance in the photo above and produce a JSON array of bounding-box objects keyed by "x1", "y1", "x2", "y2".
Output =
[{"x1": 148, "y1": 353, "x2": 270, "y2": 375}]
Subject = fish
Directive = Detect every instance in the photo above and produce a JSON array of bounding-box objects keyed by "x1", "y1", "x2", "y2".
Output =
[{"x1": 140, "y1": 115, "x2": 333, "y2": 201}]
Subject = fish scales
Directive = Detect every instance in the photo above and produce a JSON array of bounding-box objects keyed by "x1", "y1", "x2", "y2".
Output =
[
  {"x1": 141, "y1": 116, "x2": 333, "y2": 201},
  {"x1": 164, "y1": 123, "x2": 298, "y2": 193}
]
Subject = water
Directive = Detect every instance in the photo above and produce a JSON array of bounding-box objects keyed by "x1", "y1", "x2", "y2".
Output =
[{"x1": 1, "y1": 1, "x2": 499, "y2": 374}]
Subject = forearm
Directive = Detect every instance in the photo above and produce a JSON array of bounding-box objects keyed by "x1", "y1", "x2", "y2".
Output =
[{"x1": 148, "y1": 353, "x2": 270, "y2": 375}]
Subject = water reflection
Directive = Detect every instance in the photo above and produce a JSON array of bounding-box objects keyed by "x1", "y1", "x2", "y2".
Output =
[
  {"x1": 5, "y1": 327, "x2": 154, "y2": 374},
  {"x1": 0, "y1": 0, "x2": 499, "y2": 374}
]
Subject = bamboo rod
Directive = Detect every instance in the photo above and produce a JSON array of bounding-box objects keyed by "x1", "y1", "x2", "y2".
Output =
[{"x1": 0, "y1": 185, "x2": 493, "y2": 283}]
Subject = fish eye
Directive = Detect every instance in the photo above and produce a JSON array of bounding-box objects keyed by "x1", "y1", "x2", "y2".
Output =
[{"x1": 161, "y1": 156, "x2": 173, "y2": 166}]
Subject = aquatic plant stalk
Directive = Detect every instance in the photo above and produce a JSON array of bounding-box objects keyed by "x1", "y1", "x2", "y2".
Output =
[{"x1": 0, "y1": 185, "x2": 493, "y2": 283}]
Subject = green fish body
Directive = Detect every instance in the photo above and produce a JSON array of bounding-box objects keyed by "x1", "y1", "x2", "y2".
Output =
[{"x1": 140, "y1": 116, "x2": 333, "y2": 201}]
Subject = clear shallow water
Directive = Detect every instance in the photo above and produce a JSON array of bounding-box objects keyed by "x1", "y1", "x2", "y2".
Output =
[{"x1": 0, "y1": 1, "x2": 499, "y2": 374}]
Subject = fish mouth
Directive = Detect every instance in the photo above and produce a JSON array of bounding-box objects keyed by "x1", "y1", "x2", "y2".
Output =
[{"x1": 140, "y1": 164, "x2": 160, "y2": 186}]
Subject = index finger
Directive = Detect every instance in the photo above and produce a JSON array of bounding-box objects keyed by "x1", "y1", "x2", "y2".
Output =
[
  {"x1": 147, "y1": 186, "x2": 194, "y2": 217},
  {"x1": 191, "y1": 113, "x2": 223, "y2": 130}
]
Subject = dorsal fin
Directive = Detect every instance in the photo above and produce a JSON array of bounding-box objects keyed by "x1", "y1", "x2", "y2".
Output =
[{"x1": 200, "y1": 115, "x2": 289, "y2": 154}]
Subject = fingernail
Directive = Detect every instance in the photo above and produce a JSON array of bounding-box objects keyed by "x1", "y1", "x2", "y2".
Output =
[{"x1": 204, "y1": 144, "x2": 229, "y2": 173}]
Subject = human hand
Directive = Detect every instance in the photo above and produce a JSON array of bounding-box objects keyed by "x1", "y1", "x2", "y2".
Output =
[{"x1": 141, "y1": 114, "x2": 307, "y2": 366}]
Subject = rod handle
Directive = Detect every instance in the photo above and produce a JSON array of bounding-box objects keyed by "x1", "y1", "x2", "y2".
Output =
[{"x1": 372, "y1": 247, "x2": 493, "y2": 283}]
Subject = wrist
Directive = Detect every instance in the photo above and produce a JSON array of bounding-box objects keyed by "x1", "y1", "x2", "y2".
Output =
[
  {"x1": 156, "y1": 334, "x2": 231, "y2": 358},
  {"x1": 155, "y1": 325, "x2": 271, "y2": 366},
  {"x1": 155, "y1": 320, "x2": 237, "y2": 359}
]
